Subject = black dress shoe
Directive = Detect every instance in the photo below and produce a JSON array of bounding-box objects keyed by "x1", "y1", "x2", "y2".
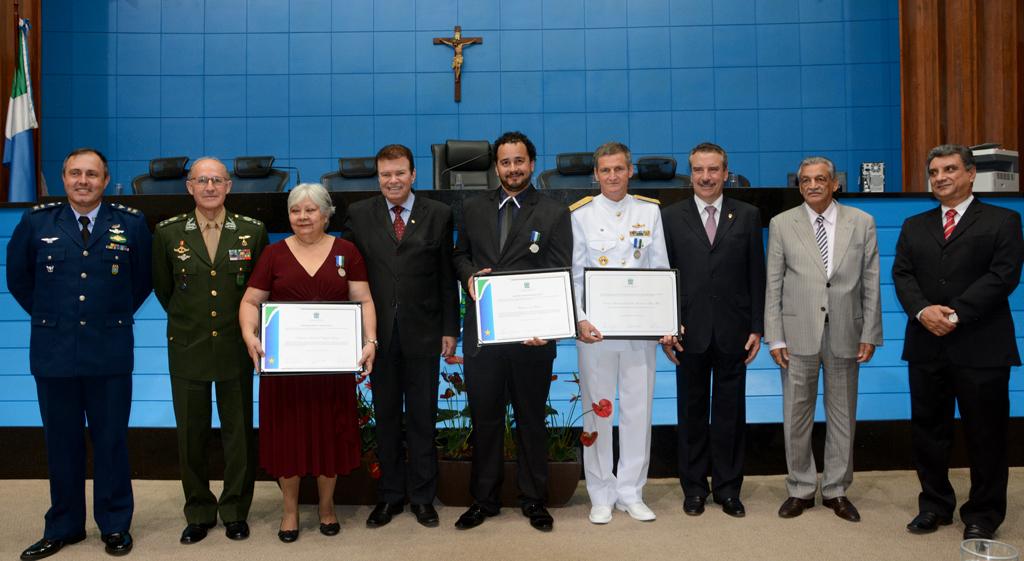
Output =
[
  {"x1": 319, "y1": 521, "x2": 340, "y2": 536},
  {"x1": 366, "y1": 502, "x2": 404, "y2": 528},
  {"x1": 715, "y1": 496, "x2": 746, "y2": 518},
  {"x1": 454, "y1": 504, "x2": 497, "y2": 530},
  {"x1": 277, "y1": 529, "x2": 298, "y2": 543},
  {"x1": 224, "y1": 521, "x2": 249, "y2": 541},
  {"x1": 683, "y1": 496, "x2": 705, "y2": 516},
  {"x1": 822, "y1": 496, "x2": 860, "y2": 522},
  {"x1": 963, "y1": 524, "x2": 994, "y2": 540},
  {"x1": 522, "y1": 503, "x2": 554, "y2": 532},
  {"x1": 778, "y1": 497, "x2": 815, "y2": 518},
  {"x1": 906, "y1": 511, "x2": 953, "y2": 534},
  {"x1": 20, "y1": 534, "x2": 86, "y2": 560},
  {"x1": 180, "y1": 522, "x2": 215, "y2": 544},
  {"x1": 410, "y1": 503, "x2": 440, "y2": 528},
  {"x1": 101, "y1": 532, "x2": 133, "y2": 556}
]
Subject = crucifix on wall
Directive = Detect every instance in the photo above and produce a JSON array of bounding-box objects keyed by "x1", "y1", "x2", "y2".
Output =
[{"x1": 433, "y1": 25, "x2": 483, "y2": 102}]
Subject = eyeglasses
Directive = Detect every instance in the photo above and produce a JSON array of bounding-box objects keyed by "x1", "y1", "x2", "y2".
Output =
[{"x1": 188, "y1": 176, "x2": 230, "y2": 186}]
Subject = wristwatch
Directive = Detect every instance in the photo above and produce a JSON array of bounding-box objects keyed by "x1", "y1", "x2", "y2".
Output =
[{"x1": 365, "y1": 339, "x2": 379, "y2": 349}]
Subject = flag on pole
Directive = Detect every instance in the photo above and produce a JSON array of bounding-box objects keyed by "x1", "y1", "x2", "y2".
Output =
[{"x1": 3, "y1": 18, "x2": 39, "y2": 202}]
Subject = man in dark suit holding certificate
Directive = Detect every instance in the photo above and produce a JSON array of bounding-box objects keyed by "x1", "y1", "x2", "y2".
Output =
[
  {"x1": 344, "y1": 144, "x2": 459, "y2": 528},
  {"x1": 451, "y1": 131, "x2": 572, "y2": 532}
]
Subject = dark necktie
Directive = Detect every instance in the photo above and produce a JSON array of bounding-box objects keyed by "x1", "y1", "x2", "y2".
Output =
[
  {"x1": 393, "y1": 206, "x2": 405, "y2": 240},
  {"x1": 499, "y1": 198, "x2": 515, "y2": 250},
  {"x1": 78, "y1": 216, "x2": 91, "y2": 244}
]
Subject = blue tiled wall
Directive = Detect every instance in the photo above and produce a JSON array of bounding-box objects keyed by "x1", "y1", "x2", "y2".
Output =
[
  {"x1": 40, "y1": 0, "x2": 901, "y2": 192},
  {"x1": 2, "y1": 198, "x2": 1022, "y2": 428}
]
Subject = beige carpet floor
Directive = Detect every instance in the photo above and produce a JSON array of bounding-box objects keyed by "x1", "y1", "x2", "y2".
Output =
[{"x1": 1, "y1": 469, "x2": 1021, "y2": 561}]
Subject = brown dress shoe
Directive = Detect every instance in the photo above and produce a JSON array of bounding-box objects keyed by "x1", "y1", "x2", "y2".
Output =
[
  {"x1": 778, "y1": 497, "x2": 815, "y2": 518},
  {"x1": 822, "y1": 496, "x2": 861, "y2": 522}
]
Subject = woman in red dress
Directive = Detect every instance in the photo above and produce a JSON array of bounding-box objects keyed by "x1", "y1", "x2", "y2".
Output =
[{"x1": 239, "y1": 183, "x2": 377, "y2": 542}]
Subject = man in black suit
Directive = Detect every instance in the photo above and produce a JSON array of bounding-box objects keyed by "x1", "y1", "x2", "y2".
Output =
[
  {"x1": 661, "y1": 142, "x2": 765, "y2": 518},
  {"x1": 893, "y1": 144, "x2": 1024, "y2": 540},
  {"x1": 344, "y1": 144, "x2": 459, "y2": 529},
  {"x1": 451, "y1": 131, "x2": 572, "y2": 532}
]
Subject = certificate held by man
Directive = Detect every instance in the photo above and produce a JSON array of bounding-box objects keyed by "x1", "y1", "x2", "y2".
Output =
[
  {"x1": 260, "y1": 301, "x2": 364, "y2": 374},
  {"x1": 583, "y1": 268, "x2": 679, "y2": 339},
  {"x1": 475, "y1": 269, "x2": 577, "y2": 345}
]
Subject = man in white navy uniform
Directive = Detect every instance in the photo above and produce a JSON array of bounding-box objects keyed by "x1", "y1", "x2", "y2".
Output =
[{"x1": 570, "y1": 141, "x2": 672, "y2": 524}]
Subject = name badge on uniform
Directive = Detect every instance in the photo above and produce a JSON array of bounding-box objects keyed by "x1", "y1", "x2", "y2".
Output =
[
  {"x1": 529, "y1": 231, "x2": 541, "y2": 254},
  {"x1": 228, "y1": 248, "x2": 252, "y2": 261},
  {"x1": 336, "y1": 255, "x2": 346, "y2": 277}
]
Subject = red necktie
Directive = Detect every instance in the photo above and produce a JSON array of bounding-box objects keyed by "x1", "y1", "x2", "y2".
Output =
[
  {"x1": 943, "y1": 208, "x2": 957, "y2": 240},
  {"x1": 393, "y1": 206, "x2": 405, "y2": 241}
]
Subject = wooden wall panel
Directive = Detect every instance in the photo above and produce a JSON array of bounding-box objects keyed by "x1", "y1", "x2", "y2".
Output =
[
  {"x1": 900, "y1": 0, "x2": 1023, "y2": 192},
  {"x1": 0, "y1": 0, "x2": 42, "y2": 200}
]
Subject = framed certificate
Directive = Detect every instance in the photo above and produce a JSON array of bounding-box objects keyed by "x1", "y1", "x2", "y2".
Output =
[
  {"x1": 260, "y1": 301, "x2": 363, "y2": 374},
  {"x1": 583, "y1": 268, "x2": 680, "y2": 339},
  {"x1": 475, "y1": 268, "x2": 577, "y2": 346}
]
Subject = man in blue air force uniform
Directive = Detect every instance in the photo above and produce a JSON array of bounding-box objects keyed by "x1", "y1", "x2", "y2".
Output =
[{"x1": 7, "y1": 148, "x2": 152, "y2": 560}]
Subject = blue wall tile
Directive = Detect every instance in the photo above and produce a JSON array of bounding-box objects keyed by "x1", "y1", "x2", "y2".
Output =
[
  {"x1": 375, "y1": 115, "x2": 417, "y2": 148},
  {"x1": 289, "y1": 33, "x2": 331, "y2": 74},
  {"x1": 41, "y1": 118, "x2": 71, "y2": 160},
  {"x1": 544, "y1": 113, "x2": 587, "y2": 154},
  {"x1": 204, "y1": 117, "x2": 246, "y2": 157},
  {"x1": 71, "y1": 118, "x2": 118, "y2": 161},
  {"x1": 415, "y1": 0, "x2": 457, "y2": 30},
  {"x1": 629, "y1": 111, "x2": 673, "y2": 153},
  {"x1": 799, "y1": 22, "x2": 844, "y2": 65},
  {"x1": 205, "y1": 35, "x2": 246, "y2": 75},
  {"x1": 290, "y1": 0, "x2": 331, "y2": 32},
  {"x1": 246, "y1": 75, "x2": 288, "y2": 116},
  {"x1": 460, "y1": 0, "x2": 501, "y2": 30},
  {"x1": 500, "y1": 31, "x2": 543, "y2": 71},
  {"x1": 501, "y1": 72, "x2": 544, "y2": 113},
  {"x1": 628, "y1": 0, "x2": 670, "y2": 27},
  {"x1": 587, "y1": 112, "x2": 630, "y2": 148},
  {"x1": 586, "y1": 0, "x2": 628, "y2": 28},
  {"x1": 459, "y1": 72, "x2": 502, "y2": 114},
  {"x1": 373, "y1": 74, "x2": 416, "y2": 115},
  {"x1": 671, "y1": 68, "x2": 715, "y2": 110},
  {"x1": 758, "y1": 108, "x2": 802, "y2": 151},
  {"x1": 847, "y1": 106, "x2": 890, "y2": 150},
  {"x1": 757, "y1": 66, "x2": 800, "y2": 109},
  {"x1": 713, "y1": 26, "x2": 757, "y2": 66},
  {"x1": 543, "y1": 71, "x2": 586, "y2": 113},
  {"x1": 756, "y1": 0, "x2": 799, "y2": 24},
  {"x1": 247, "y1": 0, "x2": 288, "y2": 33},
  {"x1": 333, "y1": 0, "x2": 373, "y2": 32},
  {"x1": 117, "y1": 0, "x2": 161, "y2": 32},
  {"x1": 246, "y1": 34, "x2": 289, "y2": 74},
  {"x1": 289, "y1": 74, "x2": 331, "y2": 116},
  {"x1": 72, "y1": 76, "x2": 116, "y2": 118},
  {"x1": 160, "y1": 76, "x2": 203, "y2": 117},
  {"x1": 846, "y1": 63, "x2": 891, "y2": 107},
  {"x1": 629, "y1": 69, "x2": 671, "y2": 111},
  {"x1": 161, "y1": 34, "x2": 203, "y2": 75},
  {"x1": 670, "y1": 26, "x2": 714, "y2": 68},
  {"x1": 845, "y1": 20, "x2": 890, "y2": 64},
  {"x1": 160, "y1": 117, "x2": 203, "y2": 155},
  {"x1": 372, "y1": 0, "x2": 415, "y2": 31},
  {"x1": 759, "y1": 150, "x2": 801, "y2": 185},
  {"x1": 117, "y1": 34, "x2": 161, "y2": 75},
  {"x1": 500, "y1": 0, "x2": 543, "y2": 29},
  {"x1": 76, "y1": 2, "x2": 117, "y2": 33},
  {"x1": 458, "y1": 114, "x2": 500, "y2": 145},
  {"x1": 416, "y1": 73, "x2": 456, "y2": 114},
  {"x1": 501, "y1": 114, "x2": 545, "y2": 154},
  {"x1": 543, "y1": 30, "x2": 586, "y2": 71},
  {"x1": 728, "y1": 151, "x2": 760, "y2": 184},
  {"x1": 71, "y1": 33, "x2": 115, "y2": 75},
  {"x1": 628, "y1": 27, "x2": 671, "y2": 69},
  {"x1": 802, "y1": 107, "x2": 848, "y2": 151},
  {"x1": 800, "y1": 64, "x2": 846, "y2": 108},
  {"x1": 205, "y1": 75, "x2": 246, "y2": 117},
  {"x1": 712, "y1": 0, "x2": 756, "y2": 24},
  {"x1": 756, "y1": 24, "x2": 800, "y2": 66},
  {"x1": 205, "y1": 0, "x2": 246, "y2": 33},
  {"x1": 714, "y1": 67, "x2": 757, "y2": 109},
  {"x1": 586, "y1": 70, "x2": 629, "y2": 112},
  {"x1": 585, "y1": 29, "x2": 628, "y2": 70},
  {"x1": 42, "y1": 75, "x2": 72, "y2": 118},
  {"x1": 670, "y1": 0, "x2": 713, "y2": 26},
  {"x1": 162, "y1": 0, "x2": 204, "y2": 33},
  {"x1": 333, "y1": 33, "x2": 374, "y2": 73},
  {"x1": 44, "y1": 32, "x2": 72, "y2": 75},
  {"x1": 117, "y1": 76, "x2": 161, "y2": 117},
  {"x1": 246, "y1": 117, "x2": 290, "y2": 155},
  {"x1": 373, "y1": 32, "x2": 416, "y2": 73},
  {"x1": 416, "y1": 115, "x2": 460, "y2": 156},
  {"x1": 715, "y1": 109, "x2": 758, "y2": 151},
  {"x1": 331, "y1": 74, "x2": 374, "y2": 114},
  {"x1": 543, "y1": 0, "x2": 585, "y2": 28},
  {"x1": 289, "y1": 116, "x2": 331, "y2": 157},
  {"x1": 116, "y1": 118, "x2": 161, "y2": 159},
  {"x1": 331, "y1": 116, "x2": 375, "y2": 155},
  {"x1": 799, "y1": 0, "x2": 843, "y2": 22}
]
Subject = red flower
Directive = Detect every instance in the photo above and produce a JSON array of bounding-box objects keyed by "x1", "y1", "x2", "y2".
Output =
[
  {"x1": 365, "y1": 382, "x2": 373, "y2": 391},
  {"x1": 592, "y1": 399, "x2": 613, "y2": 418},
  {"x1": 368, "y1": 462, "x2": 382, "y2": 479},
  {"x1": 449, "y1": 373, "x2": 463, "y2": 385},
  {"x1": 440, "y1": 388, "x2": 455, "y2": 399},
  {"x1": 580, "y1": 431, "x2": 598, "y2": 447},
  {"x1": 444, "y1": 355, "x2": 464, "y2": 365},
  {"x1": 551, "y1": 374, "x2": 558, "y2": 381}
]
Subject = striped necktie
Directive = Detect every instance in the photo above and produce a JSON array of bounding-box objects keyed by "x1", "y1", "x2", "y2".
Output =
[
  {"x1": 815, "y1": 214, "x2": 828, "y2": 274},
  {"x1": 943, "y1": 208, "x2": 957, "y2": 240}
]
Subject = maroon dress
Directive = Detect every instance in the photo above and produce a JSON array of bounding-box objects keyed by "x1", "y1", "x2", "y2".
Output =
[{"x1": 248, "y1": 237, "x2": 366, "y2": 478}]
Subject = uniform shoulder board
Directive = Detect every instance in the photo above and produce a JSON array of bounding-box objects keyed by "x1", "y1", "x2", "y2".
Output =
[
  {"x1": 157, "y1": 213, "x2": 188, "y2": 228},
  {"x1": 633, "y1": 194, "x2": 661, "y2": 205},
  {"x1": 236, "y1": 214, "x2": 264, "y2": 226},
  {"x1": 569, "y1": 196, "x2": 593, "y2": 212},
  {"x1": 112, "y1": 203, "x2": 140, "y2": 215},
  {"x1": 31, "y1": 201, "x2": 64, "y2": 212}
]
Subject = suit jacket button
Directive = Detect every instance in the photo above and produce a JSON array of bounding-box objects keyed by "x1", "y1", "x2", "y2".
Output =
[
  {"x1": 211, "y1": 290, "x2": 218, "y2": 296},
  {"x1": 212, "y1": 330, "x2": 219, "y2": 337},
  {"x1": 79, "y1": 295, "x2": 86, "y2": 301},
  {"x1": 211, "y1": 310, "x2": 217, "y2": 317},
  {"x1": 826, "y1": 282, "x2": 831, "y2": 288},
  {"x1": 80, "y1": 320, "x2": 86, "y2": 326},
  {"x1": 210, "y1": 270, "x2": 217, "y2": 277},
  {"x1": 820, "y1": 306, "x2": 826, "y2": 312},
  {"x1": 81, "y1": 272, "x2": 87, "y2": 279}
]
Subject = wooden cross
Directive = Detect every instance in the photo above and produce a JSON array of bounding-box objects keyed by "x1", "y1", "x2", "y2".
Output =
[{"x1": 433, "y1": 26, "x2": 483, "y2": 102}]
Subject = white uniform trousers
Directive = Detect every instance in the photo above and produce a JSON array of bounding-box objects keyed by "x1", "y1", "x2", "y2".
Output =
[{"x1": 577, "y1": 340, "x2": 657, "y2": 506}]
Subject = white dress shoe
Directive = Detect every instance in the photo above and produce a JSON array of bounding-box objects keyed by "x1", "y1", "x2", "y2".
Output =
[
  {"x1": 589, "y1": 505, "x2": 613, "y2": 524},
  {"x1": 615, "y1": 501, "x2": 656, "y2": 521}
]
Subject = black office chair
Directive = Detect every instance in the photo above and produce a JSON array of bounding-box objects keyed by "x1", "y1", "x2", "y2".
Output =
[
  {"x1": 230, "y1": 156, "x2": 289, "y2": 193},
  {"x1": 538, "y1": 152, "x2": 597, "y2": 189},
  {"x1": 431, "y1": 140, "x2": 497, "y2": 190},
  {"x1": 634, "y1": 156, "x2": 691, "y2": 189},
  {"x1": 131, "y1": 156, "x2": 189, "y2": 195},
  {"x1": 321, "y1": 157, "x2": 378, "y2": 191}
]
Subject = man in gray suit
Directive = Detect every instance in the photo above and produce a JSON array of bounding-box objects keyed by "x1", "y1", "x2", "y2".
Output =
[{"x1": 764, "y1": 156, "x2": 882, "y2": 523}]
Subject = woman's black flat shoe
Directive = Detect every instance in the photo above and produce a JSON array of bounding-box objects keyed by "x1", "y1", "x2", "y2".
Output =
[
  {"x1": 319, "y1": 522, "x2": 340, "y2": 536},
  {"x1": 277, "y1": 529, "x2": 299, "y2": 543}
]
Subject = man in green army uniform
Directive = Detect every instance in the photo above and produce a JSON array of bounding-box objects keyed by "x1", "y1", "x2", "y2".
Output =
[{"x1": 152, "y1": 157, "x2": 269, "y2": 545}]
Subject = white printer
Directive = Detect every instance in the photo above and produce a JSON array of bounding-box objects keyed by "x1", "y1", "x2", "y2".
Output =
[{"x1": 971, "y1": 145, "x2": 1019, "y2": 193}]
